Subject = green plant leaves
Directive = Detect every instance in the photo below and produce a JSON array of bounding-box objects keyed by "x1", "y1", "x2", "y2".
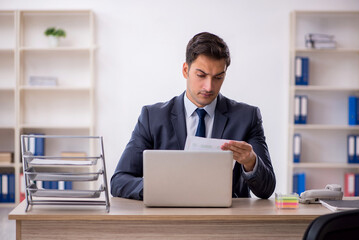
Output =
[{"x1": 44, "y1": 27, "x2": 66, "y2": 38}]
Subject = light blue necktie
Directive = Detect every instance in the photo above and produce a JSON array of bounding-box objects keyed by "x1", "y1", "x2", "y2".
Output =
[{"x1": 195, "y1": 108, "x2": 207, "y2": 138}]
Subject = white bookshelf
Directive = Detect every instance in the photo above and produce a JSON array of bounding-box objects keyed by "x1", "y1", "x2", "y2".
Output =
[
  {"x1": 0, "y1": 10, "x2": 95, "y2": 206},
  {"x1": 0, "y1": 11, "x2": 17, "y2": 207},
  {"x1": 288, "y1": 11, "x2": 359, "y2": 193}
]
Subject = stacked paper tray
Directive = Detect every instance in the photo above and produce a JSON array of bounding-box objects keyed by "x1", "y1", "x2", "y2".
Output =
[
  {"x1": 27, "y1": 157, "x2": 98, "y2": 166},
  {"x1": 26, "y1": 167, "x2": 102, "y2": 181},
  {"x1": 275, "y1": 193, "x2": 299, "y2": 209},
  {"x1": 20, "y1": 135, "x2": 110, "y2": 212},
  {"x1": 27, "y1": 184, "x2": 104, "y2": 198}
]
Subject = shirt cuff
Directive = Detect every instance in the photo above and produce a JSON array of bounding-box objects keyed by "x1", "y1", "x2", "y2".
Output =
[{"x1": 241, "y1": 155, "x2": 258, "y2": 177}]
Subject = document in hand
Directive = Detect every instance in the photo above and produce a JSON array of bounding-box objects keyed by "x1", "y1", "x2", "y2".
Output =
[
  {"x1": 184, "y1": 136, "x2": 229, "y2": 151},
  {"x1": 320, "y1": 199, "x2": 359, "y2": 212},
  {"x1": 184, "y1": 136, "x2": 235, "y2": 168}
]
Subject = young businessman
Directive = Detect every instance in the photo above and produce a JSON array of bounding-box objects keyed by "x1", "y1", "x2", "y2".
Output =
[{"x1": 111, "y1": 32, "x2": 276, "y2": 200}]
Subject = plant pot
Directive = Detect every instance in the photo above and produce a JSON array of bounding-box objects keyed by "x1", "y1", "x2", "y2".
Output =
[{"x1": 48, "y1": 36, "x2": 59, "y2": 47}]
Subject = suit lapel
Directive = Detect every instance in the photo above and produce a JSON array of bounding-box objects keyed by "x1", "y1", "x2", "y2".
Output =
[
  {"x1": 211, "y1": 93, "x2": 228, "y2": 139},
  {"x1": 171, "y1": 92, "x2": 187, "y2": 149}
]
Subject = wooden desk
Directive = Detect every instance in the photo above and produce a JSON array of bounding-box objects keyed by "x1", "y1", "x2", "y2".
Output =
[{"x1": 9, "y1": 197, "x2": 331, "y2": 240}]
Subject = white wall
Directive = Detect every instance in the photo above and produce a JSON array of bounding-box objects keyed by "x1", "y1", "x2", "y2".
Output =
[{"x1": 2, "y1": 0, "x2": 359, "y2": 195}]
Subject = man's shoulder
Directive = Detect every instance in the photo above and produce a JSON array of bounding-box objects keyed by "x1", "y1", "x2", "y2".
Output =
[
  {"x1": 219, "y1": 95, "x2": 262, "y2": 122},
  {"x1": 220, "y1": 94, "x2": 258, "y2": 112},
  {"x1": 143, "y1": 93, "x2": 183, "y2": 113}
]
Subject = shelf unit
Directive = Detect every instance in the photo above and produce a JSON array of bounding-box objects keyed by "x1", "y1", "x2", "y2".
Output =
[
  {"x1": 0, "y1": 10, "x2": 95, "y2": 206},
  {"x1": 288, "y1": 11, "x2": 359, "y2": 193}
]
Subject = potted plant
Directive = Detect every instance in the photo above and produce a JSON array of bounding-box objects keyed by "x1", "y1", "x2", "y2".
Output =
[{"x1": 44, "y1": 27, "x2": 66, "y2": 47}]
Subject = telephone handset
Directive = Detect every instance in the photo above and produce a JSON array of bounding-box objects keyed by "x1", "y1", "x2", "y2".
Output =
[{"x1": 298, "y1": 184, "x2": 343, "y2": 204}]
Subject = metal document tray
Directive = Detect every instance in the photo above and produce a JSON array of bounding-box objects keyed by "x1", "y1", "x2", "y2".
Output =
[
  {"x1": 21, "y1": 135, "x2": 110, "y2": 212},
  {"x1": 26, "y1": 167, "x2": 103, "y2": 181},
  {"x1": 27, "y1": 158, "x2": 98, "y2": 166},
  {"x1": 28, "y1": 184, "x2": 104, "y2": 198}
]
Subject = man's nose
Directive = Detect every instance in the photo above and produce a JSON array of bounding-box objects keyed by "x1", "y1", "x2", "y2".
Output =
[{"x1": 202, "y1": 77, "x2": 213, "y2": 91}]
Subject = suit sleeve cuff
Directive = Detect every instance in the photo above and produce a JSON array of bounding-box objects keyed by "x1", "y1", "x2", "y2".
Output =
[{"x1": 241, "y1": 155, "x2": 258, "y2": 177}]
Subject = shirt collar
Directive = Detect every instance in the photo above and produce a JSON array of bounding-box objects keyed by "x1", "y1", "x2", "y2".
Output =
[{"x1": 184, "y1": 92, "x2": 217, "y2": 118}]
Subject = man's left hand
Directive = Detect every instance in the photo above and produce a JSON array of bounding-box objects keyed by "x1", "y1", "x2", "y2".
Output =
[{"x1": 221, "y1": 140, "x2": 257, "y2": 172}]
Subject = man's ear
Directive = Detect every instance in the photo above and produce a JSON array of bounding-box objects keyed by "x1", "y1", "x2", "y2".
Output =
[{"x1": 182, "y1": 62, "x2": 189, "y2": 79}]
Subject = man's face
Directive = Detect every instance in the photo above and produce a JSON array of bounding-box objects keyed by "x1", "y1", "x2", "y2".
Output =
[{"x1": 183, "y1": 55, "x2": 226, "y2": 108}]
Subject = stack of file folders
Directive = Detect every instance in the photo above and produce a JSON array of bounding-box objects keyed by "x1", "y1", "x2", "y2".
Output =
[{"x1": 305, "y1": 33, "x2": 336, "y2": 49}]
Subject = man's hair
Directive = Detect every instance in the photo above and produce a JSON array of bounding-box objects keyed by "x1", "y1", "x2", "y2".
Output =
[{"x1": 186, "y1": 32, "x2": 231, "y2": 69}]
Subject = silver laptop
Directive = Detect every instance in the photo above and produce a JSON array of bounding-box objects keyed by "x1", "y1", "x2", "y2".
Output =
[{"x1": 143, "y1": 150, "x2": 233, "y2": 207}]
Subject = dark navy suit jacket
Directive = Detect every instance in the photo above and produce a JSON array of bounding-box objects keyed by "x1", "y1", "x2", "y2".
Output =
[{"x1": 111, "y1": 92, "x2": 276, "y2": 200}]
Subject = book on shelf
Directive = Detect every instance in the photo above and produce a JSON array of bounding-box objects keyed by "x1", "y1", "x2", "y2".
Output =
[
  {"x1": 42, "y1": 181, "x2": 72, "y2": 190},
  {"x1": 295, "y1": 57, "x2": 309, "y2": 85},
  {"x1": 42, "y1": 181, "x2": 58, "y2": 189},
  {"x1": 348, "y1": 135, "x2": 356, "y2": 163},
  {"x1": 293, "y1": 134, "x2": 301, "y2": 163},
  {"x1": 344, "y1": 173, "x2": 359, "y2": 197},
  {"x1": 294, "y1": 95, "x2": 300, "y2": 124},
  {"x1": 345, "y1": 173, "x2": 355, "y2": 197},
  {"x1": 61, "y1": 151, "x2": 87, "y2": 160},
  {"x1": 347, "y1": 135, "x2": 359, "y2": 164},
  {"x1": 320, "y1": 199, "x2": 359, "y2": 212},
  {"x1": 0, "y1": 172, "x2": 15, "y2": 203},
  {"x1": 26, "y1": 133, "x2": 45, "y2": 156},
  {"x1": 0, "y1": 152, "x2": 13, "y2": 163},
  {"x1": 305, "y1": 33, "x2": 337, "y2": 49},
  {"x1": 294, "y1": 95, "x2": 308, "y2": 124},
  {"x1": 20, "y1": 173, "x2": 25, "y2": 202},
  {"x1": 306, "y1": 41, "x2": 337, "y2": 49},
  {"x1": 305, "y1": 33, "x2": 335, "y2": 42},
  {"x1": 293, "y1": 172, "x2": 306, "y2": 195},
  {"x1": 58, "y1": 181, "x2": 72, "y2": 190},
  {"x1": 28, "y1": 76, "x2": 57, "y2": 86},
  {"x1": 300, "y1": 96, "x2": 308, "y2": 124},
  {"x1": 35, "y1": 180, "x2": 42, "y2": 189},
  {"x1": 348, "y1": 96, "x2": 359, "y2": 125}
]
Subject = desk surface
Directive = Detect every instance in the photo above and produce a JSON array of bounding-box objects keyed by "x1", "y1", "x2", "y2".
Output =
[{"x1": 9, "y1": 197, "x2": 331, "y2": 221}]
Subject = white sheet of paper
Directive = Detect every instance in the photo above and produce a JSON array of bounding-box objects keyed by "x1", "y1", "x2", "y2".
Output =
[
  {"x1": 184, "y1": 136, "x2": 236, "y2": 168},
  {"x1": 30, "y1": 158, "x2": 94, "y2": 166},
  {"x1": 184, "y1": 136, "x2": 229, "y2": 151}
]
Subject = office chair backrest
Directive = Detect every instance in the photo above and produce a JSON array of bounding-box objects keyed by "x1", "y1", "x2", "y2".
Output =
[{"x1": 303, "y1": 209, "x2": 359, "y2": 240}]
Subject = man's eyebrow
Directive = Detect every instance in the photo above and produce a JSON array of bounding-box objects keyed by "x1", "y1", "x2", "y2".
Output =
[
  {"x1": 195, "y1": 69, "x2": 226, "y2": 76},
  {"x1": 195, "y1": 69, "x2": 207, "y2": 75},
  {"x1": 214, "y1": 71, "x2": 226, "y2": 76}
]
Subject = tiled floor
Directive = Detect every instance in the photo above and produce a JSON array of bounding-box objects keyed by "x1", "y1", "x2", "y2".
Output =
[{"x1": 0, "y1": 207, "x2": 15, "y2": 240}]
